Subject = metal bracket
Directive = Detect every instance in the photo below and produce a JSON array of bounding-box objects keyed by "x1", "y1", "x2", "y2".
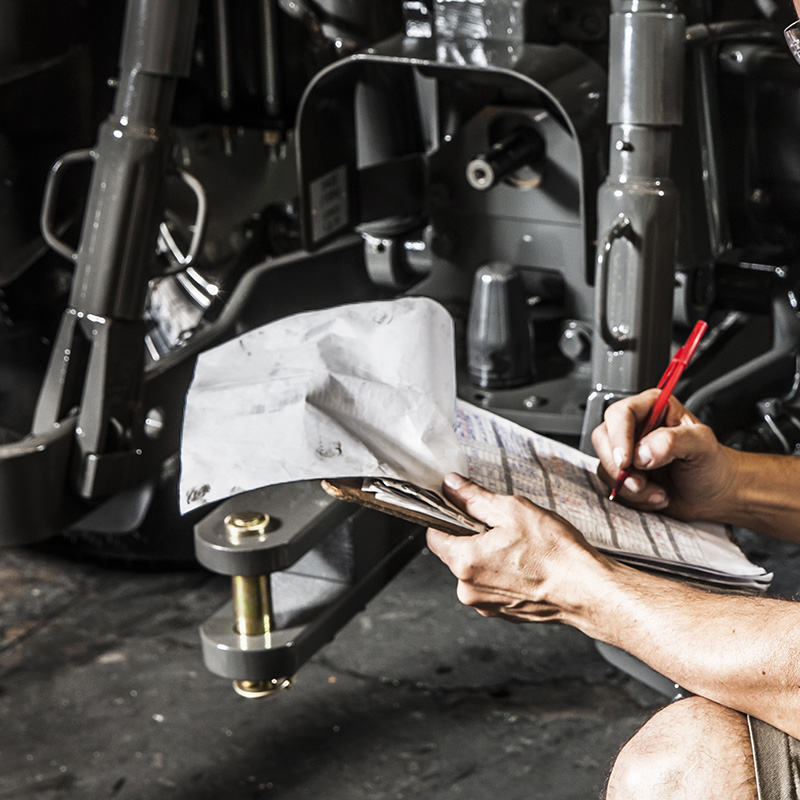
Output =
[{"x1": 194, "y1": 481, "x2": 425, "y2": 688}]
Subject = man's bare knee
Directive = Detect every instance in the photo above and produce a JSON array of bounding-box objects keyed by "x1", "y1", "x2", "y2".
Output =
[{"x1": 607, "y1": 696, "x2": 756, "y2": 800}]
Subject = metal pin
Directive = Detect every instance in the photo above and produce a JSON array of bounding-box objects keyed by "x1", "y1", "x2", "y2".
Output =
[
  {"x1": 224, "y1": 511, "x2": 290, "y2": 698},
  {"x1": 225, "y1": 511, "x2": 272, "y2": 636}
]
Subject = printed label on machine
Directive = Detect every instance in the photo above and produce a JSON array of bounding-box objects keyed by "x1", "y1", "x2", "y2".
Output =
[{"x1": 309, "y1": 165, "x2": 349, "y2": 243}]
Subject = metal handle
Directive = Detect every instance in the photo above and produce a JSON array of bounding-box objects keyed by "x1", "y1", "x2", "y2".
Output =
[
  {"x1": 157, "y1": 168, "x2": 208, "y2": 268},
  {"x1": 596, "y1": 214, "x2": 634, "y2": 347},
  {"x1": 40, "y1": 148, "x2": 98, "y2": 262}
]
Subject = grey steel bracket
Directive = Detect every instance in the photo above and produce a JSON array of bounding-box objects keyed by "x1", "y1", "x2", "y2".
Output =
[
  {"x1": 200, "y1": 526, "x2": 424, "y2": 682},
  {"x1": 194, "y1": 480, "x2": 425, "y2": 684},
  {"x1": 194, "y1": 481, "x2": 357, "y2": 576}
]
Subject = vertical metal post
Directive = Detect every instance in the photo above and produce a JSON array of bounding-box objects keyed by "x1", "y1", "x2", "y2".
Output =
[
  {"x1": 260, "y1": 0, "x2": 281, "y2": 119},
  {"x1": 581, "y1": 0, "x2": 685, "y2": 451},
  {"x1": 693, "y1": 42, "x2": 732, "y2": 258},
  {"x1": 34, "y1": 0, "x2": 200, "y2": 496},
  {"x1": 213, "y1": 0, "x2": 234, "y2": 113}
]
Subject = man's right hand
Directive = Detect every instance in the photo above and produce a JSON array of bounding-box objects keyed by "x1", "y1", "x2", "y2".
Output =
[{"x1": 591, "y1": 389, "x2": 742, "y2": 523}]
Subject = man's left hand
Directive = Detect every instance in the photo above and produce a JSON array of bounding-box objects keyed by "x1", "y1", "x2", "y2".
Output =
[{"x1": 426, "y1": 473, "x2": 612, "y2": 624}]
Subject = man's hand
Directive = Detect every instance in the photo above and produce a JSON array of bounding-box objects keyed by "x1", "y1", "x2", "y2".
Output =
[
  {"x1": 425, "y1": 412, "x2": 800, "y2": 739},
  {"x1": 591, "y1": 389, "x2": 741, "y2": 523},
  {"x1": 426, "y1": 474, "x2": 613, "y2": 624}
]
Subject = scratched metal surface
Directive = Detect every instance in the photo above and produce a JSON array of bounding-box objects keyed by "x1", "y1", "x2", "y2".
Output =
[{"x1": 1, "y1": 531, "x2": 797, "y2": 800}]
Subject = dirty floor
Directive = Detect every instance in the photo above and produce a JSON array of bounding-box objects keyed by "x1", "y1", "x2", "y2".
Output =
[{"x1": 1, "y1": 525, "x2": 798, "y2": 799}]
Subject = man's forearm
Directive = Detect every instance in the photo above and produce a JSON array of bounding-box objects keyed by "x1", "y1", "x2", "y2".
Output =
[
  {"x1": 722, "y1": 449, "x2": 800, "y2": 541},
  {"x1": 428, "y1": 472, "x2": 800, "y2": 737},
  {"x1": 565, "y1": 559, "x2": 800, "y2": 738}
]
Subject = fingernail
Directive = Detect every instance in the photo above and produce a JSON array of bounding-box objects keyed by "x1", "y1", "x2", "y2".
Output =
[
  {"x1": 444, "y1": 473, "x2": 467, "y2": 490},
  {"x1": 636, "y1": 444, "x2": 653, "y2": 467},
  {"x1": 647, "y1": 489, "x2": 668, "y2": 508},
  {"x1": 623, "y1": 475, "x2": 641, "y2": 494},
  {"x1": 613, "y1": 447, "x2": 626, "y2": 468}
]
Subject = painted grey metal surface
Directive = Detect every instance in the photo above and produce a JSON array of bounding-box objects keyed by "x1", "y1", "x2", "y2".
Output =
[
  {"x1": 34, "y1": 0, "x2": 202, "y2": 502},
  {"x1": 194, "y1": 481, "x2": 355, "y2": 577},
  {"x1": 0, "y1": 236, "x2": 380, "y2": 547},
  {"x1": 296, "y1": 35, "x2": 606, "y2": 437},
  {"x1": 199, "y1": 525, "x2": 424, "y2": 680},
  {"x1": 581, "y1": 0, "x2": 684, "y2": 449},
  {"x1": 467, "y1": 262, "x2": 532, "y2": 389}
]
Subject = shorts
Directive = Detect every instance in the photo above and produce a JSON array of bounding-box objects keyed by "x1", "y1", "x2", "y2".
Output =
[{"x1": 749, "y1": 715, "x2": 800, "y2": 799}]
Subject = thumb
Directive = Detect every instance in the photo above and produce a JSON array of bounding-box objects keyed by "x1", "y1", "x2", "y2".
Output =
[
  {"x1": 425, "y1": 526, "x2": 458, "y2": 564},
  {"x1": 442, "y1": 473, "x2": 502, "y2": 527}
]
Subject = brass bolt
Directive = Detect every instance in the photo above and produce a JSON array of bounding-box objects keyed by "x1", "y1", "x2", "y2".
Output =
[
  {"x1": 232, "y1": 677, "x2": 293, "y2": 699},
  {"x1": 231, "y1": 574, "x2": 272, "y2": 636},
  {"x1": 224, "y1": 511, "x2": 272, "y2": 637},
  {"x1": 224, "y1": 510, "x2": 281, "y2": 697},
  {"x1": 224, "y1": 510, "x2": 270, "y2": 542}
]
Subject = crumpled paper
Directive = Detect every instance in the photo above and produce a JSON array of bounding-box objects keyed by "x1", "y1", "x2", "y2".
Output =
[{"x1": 179, "y1": 297, "x2": 468, "y2": 512}]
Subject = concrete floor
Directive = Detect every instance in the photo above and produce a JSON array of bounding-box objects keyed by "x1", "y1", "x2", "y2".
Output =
[{"x1": 1, "y1": 525, "x2": 799, "y2": 799}]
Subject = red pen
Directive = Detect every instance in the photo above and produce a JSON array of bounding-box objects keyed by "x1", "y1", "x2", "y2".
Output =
[{"x1": 608, "y1": 319, "x2": 708, "y2": 502}]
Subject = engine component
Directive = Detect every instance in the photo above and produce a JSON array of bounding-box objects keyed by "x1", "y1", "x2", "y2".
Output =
[
  {"x1": 467, "y1": 262, "x2": 532, "y2": 388},
  {"x1": 466, "y1": 126, "x2": 546, "y2": 191}
]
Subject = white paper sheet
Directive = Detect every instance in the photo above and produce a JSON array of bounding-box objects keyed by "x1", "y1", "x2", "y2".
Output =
[{"x1": 179, "y1": 297, "x2": 468, "y2": 512}]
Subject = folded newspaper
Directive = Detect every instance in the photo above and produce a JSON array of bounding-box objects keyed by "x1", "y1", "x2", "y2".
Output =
[{"x1": 180, "y1": 296, "x2": 772, "y2": 592}]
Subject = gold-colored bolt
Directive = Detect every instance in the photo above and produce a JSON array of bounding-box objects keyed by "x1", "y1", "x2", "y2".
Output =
[
  {"x1": 224, "y1": 511, "x2": 290, "y2": 699},
  {"x1": 224, "y1": 511, "x2": 272, "y2": 637},
  {"x1": 231, "y1": 573, "x2": 272, "y2": 636},
  {"x1": 232, "y1": 677, "x2": 293, "y2": 699},
  {"x1": 224, "y1": 510, "x2": 270, "y2": 543}
]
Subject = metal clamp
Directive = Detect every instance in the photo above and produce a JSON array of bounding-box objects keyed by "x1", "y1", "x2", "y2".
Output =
[{"x1": 596, "y1": 214, "x2": 635, "y2": 347}]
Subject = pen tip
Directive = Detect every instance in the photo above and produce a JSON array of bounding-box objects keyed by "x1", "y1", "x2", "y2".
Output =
[{"x1": 608, "y1": 491, "x2": 616, "y2": 502}]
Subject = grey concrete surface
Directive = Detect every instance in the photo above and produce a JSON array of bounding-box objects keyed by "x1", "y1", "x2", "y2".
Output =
[{"x1": 1, "y1": 527, "x2": 799, "y2": 800}]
